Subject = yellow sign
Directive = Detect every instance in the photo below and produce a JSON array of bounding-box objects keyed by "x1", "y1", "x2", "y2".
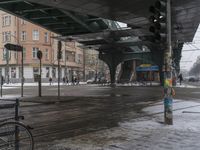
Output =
[
  {"x1": 140, "y1": 64, "x2": 152, "y2": 67},
  {"x1": 30, "y1": 63, "x2": 39, "y2": 68}
]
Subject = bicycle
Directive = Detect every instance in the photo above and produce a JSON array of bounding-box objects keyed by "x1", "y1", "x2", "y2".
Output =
[{"x1": 0, "y1": 99, "x2": 34, "y2": 150}]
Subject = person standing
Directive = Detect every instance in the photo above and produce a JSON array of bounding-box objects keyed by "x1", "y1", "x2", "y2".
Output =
[
  {"x1": 49, "y1": 77, "x2": 52, "y2": 85},
  {"x1": 178, "y1": 73, "x2": 183, "y2": 85},
  {"x1": 62, "y1": 77, "x2": 66, "y2": 85},
  {"x1": 66, "y1": 76, "x2": 69, "y2": 85}
]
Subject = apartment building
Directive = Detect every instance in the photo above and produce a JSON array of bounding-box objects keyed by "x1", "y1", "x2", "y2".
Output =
[{"x1": 0, "y1": 11, "x2": 83, "y2": 83}]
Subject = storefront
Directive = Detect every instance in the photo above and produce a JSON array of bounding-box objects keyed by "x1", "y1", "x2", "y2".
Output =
[{"x1": 136, "y1": 64, "x2": 160, "y2": 82}]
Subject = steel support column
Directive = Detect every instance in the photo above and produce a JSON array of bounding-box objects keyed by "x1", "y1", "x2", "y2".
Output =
[{"x1": 99, "y1": 52, "x2": 120, "y2": 87}]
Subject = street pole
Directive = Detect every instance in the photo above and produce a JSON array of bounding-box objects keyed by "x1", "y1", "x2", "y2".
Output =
[
  {"x1": 83, "y1": 49, "x2": 86, "y2": 82},
  {"x1": 21, "y1": 49, "x2": 24, "y2": 97},
  {"x1": 39, "y1": 58, "x2": 42, "y2": 97},
  {"x1": 58, "y1": 55, "x2": 60, "y2": 99},
  {"x1": 57, "y1": 41, "x2": 62, "y2": 99},
  {"x1": 6, "y1": 48, "x2": 9, "y2": 84},
  {"x1": 65, "y1": 49, "x2": 67, "y2": 78},
  {"x1": 37, "y1": 50, "x2": 43, "y2": 97},
  {"x1": 163, "y1": 0, "x2": 173, "y2": 125},
  {"x1": 1, "y1": 75, "x2": 3, "y2": 97}
]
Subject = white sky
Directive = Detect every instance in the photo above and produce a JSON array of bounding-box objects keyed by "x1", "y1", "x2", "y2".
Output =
[{"x1": 180, "y1": 24, "x2": 200, "y2": 71}]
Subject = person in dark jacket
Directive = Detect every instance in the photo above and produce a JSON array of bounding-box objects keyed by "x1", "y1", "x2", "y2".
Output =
[{"x1": 178, "y1": 73, "x2": 183, "y2": 85}]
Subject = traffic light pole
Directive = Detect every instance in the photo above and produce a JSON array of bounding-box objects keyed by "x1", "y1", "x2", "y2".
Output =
[
  {"x1": 21, "y1": 49, "x2": 24, "y2": 97},
  {"x1": 57, "y1": 41, "x2": 62, "y2": 100},
  {"x1": 163, "y1": 0, "x2": 173, "y2": 125},
  {"x1": 39, "y1": 58, "x2": 42, "y2": 97},
  {"x1": 58, "y1": 55, "x2": 60, "y2": 99}
]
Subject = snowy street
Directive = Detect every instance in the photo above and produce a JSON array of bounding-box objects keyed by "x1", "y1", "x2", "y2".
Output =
[
  {"x1": 45, "y1": 100, "x2": 200, "y2": 150},
  {"x1": 1, "y1": 85, "x2": 200, "y2": 149}
]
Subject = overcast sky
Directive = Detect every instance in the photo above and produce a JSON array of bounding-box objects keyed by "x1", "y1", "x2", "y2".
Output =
[{"x1": 180, "y1": 24, "x2": 200, "y2": 71}]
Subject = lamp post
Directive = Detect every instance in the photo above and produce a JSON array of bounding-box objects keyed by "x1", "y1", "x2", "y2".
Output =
[
  {"x1": 4, "y1": 43, "x2": 24, "y2": 97},
  {"x1": 64, "y1": 49, "x2": 67, "y2": 79},
  {"x1": 57, "y1": 41, "x2": 62, "y2": 99},
  {"x1": 5, "y1": 48, "x2": 9, "y2": 84}
]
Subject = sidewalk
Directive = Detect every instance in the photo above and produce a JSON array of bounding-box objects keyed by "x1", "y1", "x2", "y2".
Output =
[{"x1": 45, "y1": 99, "x2": 200, "y2": 150}]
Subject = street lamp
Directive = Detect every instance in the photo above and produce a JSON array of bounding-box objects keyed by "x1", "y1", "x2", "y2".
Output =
[
  {"x1": 4, "y1": 43, "x2": 24, "y2": 97},
  {"x1": 0, "y1": 32, "x2": 20, "y2": 84}
]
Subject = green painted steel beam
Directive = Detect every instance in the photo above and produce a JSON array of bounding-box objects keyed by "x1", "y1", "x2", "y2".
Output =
[
  {"x1": 62, "y1": 10, "x2": 95, "y2": 33},
  {"x1": 0, "y1": 0, "x2": 23, "y2": 4}
]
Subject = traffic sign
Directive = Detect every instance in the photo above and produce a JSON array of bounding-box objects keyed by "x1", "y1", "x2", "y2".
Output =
[
  {"x1": 4, "y1": 43, "x2": 23, "y2": 51},
  {"x1": 37, "y1": 50, "x2": 43, "y2": 59}
]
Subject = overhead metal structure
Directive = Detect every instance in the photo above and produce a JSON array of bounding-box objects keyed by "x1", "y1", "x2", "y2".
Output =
[
  {"x1": 0, "y1": 0, "x2": 119, "y2": 35},
  {"x1": 0, "y1": 0, "x2": 199, "y2": 83},
  {"x1": 9, "y1": 0, "x2": 199, "y2": 43}
]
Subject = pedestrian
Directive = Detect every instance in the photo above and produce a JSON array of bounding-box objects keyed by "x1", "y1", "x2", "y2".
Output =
[
  {"x1": 71, "y1": 76, "x2": 74, "y2": 85},
  {"x1": 49, "y1": 77, "x2": 52, "y2": 85},
  {"x1": 62, "y1": 77, "x2": 66, "y2": 85},
  {"x1": 178, "y1": 73, "x2": 183, "y2": 85},
  {"x1": 74, "y1": 77, "x2": 77, "y2": 85},
  {"x1": 76, "y1": 76, "x2": 80, "y2": 85},
  {"x1": 66, "y1": 77, "x2": 69, "y2": 85},
  {"x1": 1, "y1": 76, "x2": 4, "y2": 85}
]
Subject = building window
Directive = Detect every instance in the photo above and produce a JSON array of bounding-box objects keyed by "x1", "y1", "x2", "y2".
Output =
[
  {"x1": 14, "y1": 31, "x2": 17, "y2": 42},
  {"x1": 33, "y1": 67, "x2": 39, "y2": 77},
  {"x1": 14, "y1": 52, "x2": 17, "y2": 60},
  {"x1": 2, "y1": 15, "x2": 11, "y2": 26},
  {"x1": 23, "y1": 48, "x2": 26, "y2": 60},
  {"x1": 21, "y1": 19, "x2": 26, "y2": 25},
  {"x1": 46, "y1": 67, "x2": 50, "y2": 78},
  {"x1": 11, "y1": 67, "x2": 16, "y2": 78},
  {"x1": 3, "y1": 48, "x2": 7, "y2": 60},
  {"x1": 45, "y1": 49, "x2": 49, "y2": 60},
  {"x1": 32, "y1": 47, "x2": 39, "y2": 59},
  {"x1": 52, "y1": 67, "x2": 56, "y2": 78},
  {"x1": 2, "y1": 31, "x2": 11, "y2": 42},
  {"x1": 78, "y1": 54, "x2": 81, "y2": 64},
  {"x1": 44, "y1": 32, "x2": 49, "y2": 43},
  {"x1": 32, "y1": 30, "x2": 39, "y2": 40},
  {"x1": 2, "y1": 48, "x2": 11, "y2": 60},
  {"x1": 21, "y1": 31, "x2": 26, "y2": 41}
]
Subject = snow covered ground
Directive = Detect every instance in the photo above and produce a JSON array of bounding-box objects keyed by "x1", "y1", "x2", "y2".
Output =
[
  {"x1": 44, "y1": 99, "x2": 200, "y2": 150},
  {"x1": 3, "y1": 82, "x2": 87, "y2": 87}
]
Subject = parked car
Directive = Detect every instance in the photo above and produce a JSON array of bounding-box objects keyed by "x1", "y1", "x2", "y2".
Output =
[
  {"x1": 86, "y1": 78, "x2": 96, "y2": 84},
  {"x1": 188, "y1": 76, "x2": 199, "y2": 82}
]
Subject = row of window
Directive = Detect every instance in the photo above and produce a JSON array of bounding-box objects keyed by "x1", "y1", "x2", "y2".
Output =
[
  {"x1": 33, "y1": 67, "x2": 56, "y2": 78},
  {"x1": 32, "y1": 48, "x2": 49, "y2": 59},
  {"x1": 2, "y1": 31, "x2": 49, "y2": 42},
  {"x1": 2, "y1": 48, "x2": 49, "y2": 60},
  {"x1": 2, "y1": 15, "x2": 25, "y2": 27}
]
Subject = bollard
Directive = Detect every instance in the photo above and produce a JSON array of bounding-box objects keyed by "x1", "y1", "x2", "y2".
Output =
[{"x1": 15, "y1": 98, "x2": 19, "y2": 150}]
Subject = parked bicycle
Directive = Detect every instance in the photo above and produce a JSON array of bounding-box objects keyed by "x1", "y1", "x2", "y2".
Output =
[{"x1": 0, "y1": 99, "x2": 34, "y2": 150}]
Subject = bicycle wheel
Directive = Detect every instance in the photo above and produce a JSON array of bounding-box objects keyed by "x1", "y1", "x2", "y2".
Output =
[{"x1": 0, "y1": 121, "x2": 34, "y2": 150}]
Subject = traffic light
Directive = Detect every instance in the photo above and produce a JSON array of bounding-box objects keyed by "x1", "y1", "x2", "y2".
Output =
[
  {"x1": 57, "y1": 50, "x2": 62, "y2": 59},
  {"x1": 149, "y1": 0, "x2": 167, "y2": 43},
  {"x1": 57, "y1": 41, "x2": 62, "y2": 59}
]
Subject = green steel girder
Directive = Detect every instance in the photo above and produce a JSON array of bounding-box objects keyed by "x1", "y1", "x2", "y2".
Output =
[
  {"x1": 61, "y1": 10, "x2": 95, "y2": 33},
  {"x1": 0, "y1": 0, "x2": 114, "y2": 35},
  {"x1": 99, "y1": 52, "x2": 155, "y2": 68}
]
